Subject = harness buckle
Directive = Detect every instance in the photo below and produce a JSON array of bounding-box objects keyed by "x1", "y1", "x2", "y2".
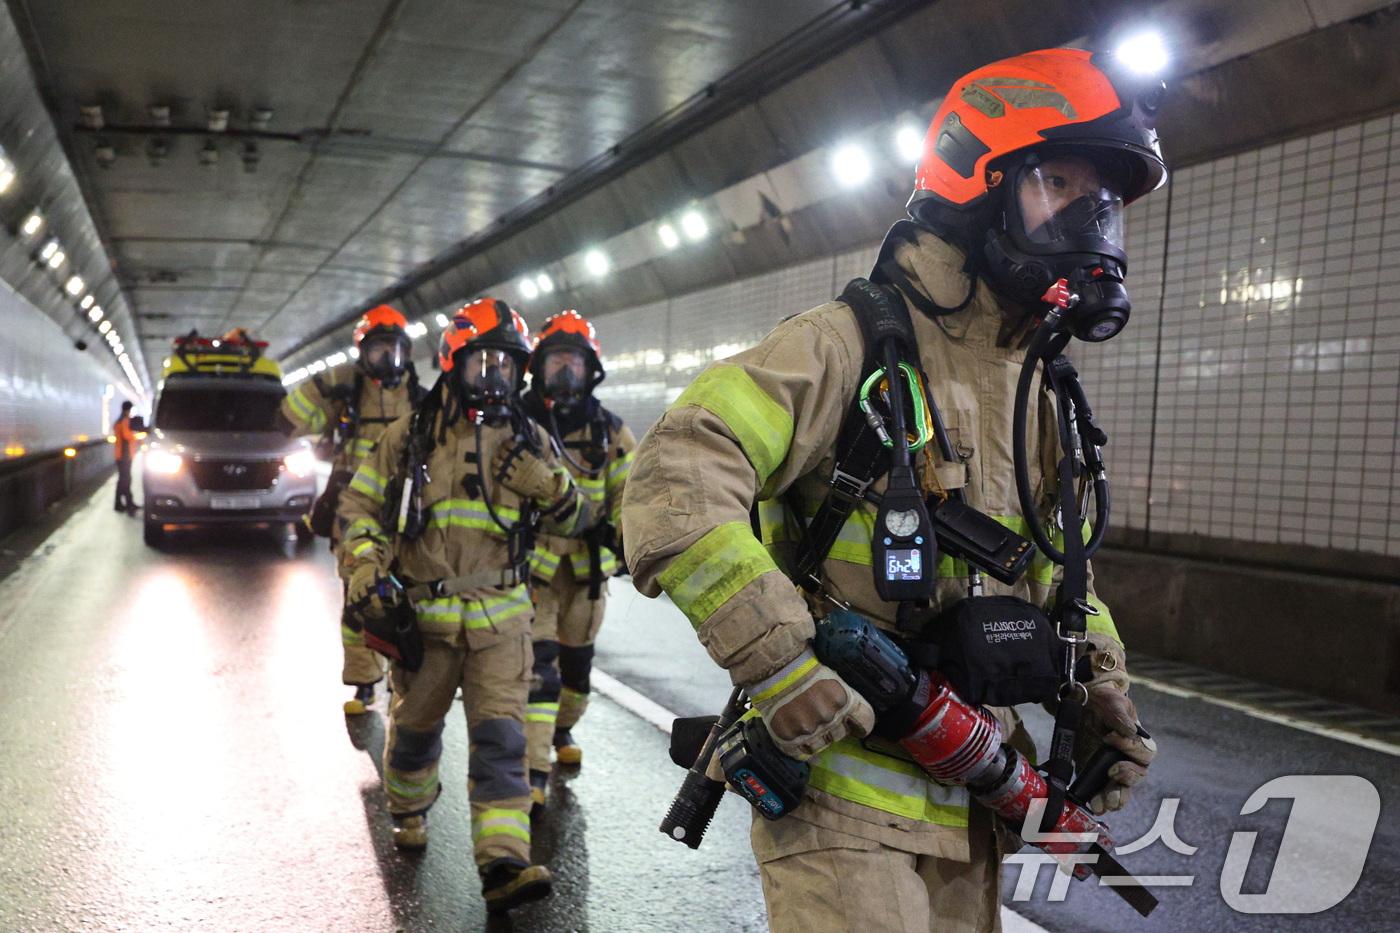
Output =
[{"x1": 829, "y1": 467, "x2": 873, "y2": 503}]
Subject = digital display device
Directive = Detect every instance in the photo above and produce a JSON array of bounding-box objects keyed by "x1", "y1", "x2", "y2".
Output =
[{"x1": 884, "y1": 548, "x2": 922, "y2": 581}]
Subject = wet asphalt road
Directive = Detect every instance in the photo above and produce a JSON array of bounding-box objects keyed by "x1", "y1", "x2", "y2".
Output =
[
  {"x1": 0, "y1": 477, "x2": 764, "y2": 933},
  {"x1": 1, "y1": 474, "x2": 1396, "y2": 932}
]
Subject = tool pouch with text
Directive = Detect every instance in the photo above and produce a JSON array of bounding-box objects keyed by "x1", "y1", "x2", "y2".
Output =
[{"x1": 930, "y1": 596, "x2": 1060, "y2": 707}]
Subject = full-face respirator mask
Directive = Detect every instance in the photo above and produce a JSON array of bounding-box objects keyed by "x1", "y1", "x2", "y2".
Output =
[
  {"x1": 359, "y1": 332, "x2": 411, "y2": 387},
  {"x1": 455, "y1": 347, "x2": 521, "y2": 425},
  {"x1": 983, "y1": 149, "x2": 1135, "y2": 342}
]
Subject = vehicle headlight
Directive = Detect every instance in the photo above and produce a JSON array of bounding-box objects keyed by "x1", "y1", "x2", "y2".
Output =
[
  {"x1": 146, "y1": 450, "x2": 183, "y2": 474},
  {"x1": 283, "y1": 449, "x2": 316, "y2": 478}
]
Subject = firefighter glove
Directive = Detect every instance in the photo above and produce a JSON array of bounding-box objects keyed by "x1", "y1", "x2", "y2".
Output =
[
  {"x1": 1076, "y1": 683, "x2": 1157, "y2": 814},
  {"x1": 492, "y1": 438, "x2": 570, "y2": 503},
  {"x1": 747, "y1": 648, "x2": 876, "y2": 760},
  {"x1": 347, "y1": 562, "x2": 389, "y2": 623}
]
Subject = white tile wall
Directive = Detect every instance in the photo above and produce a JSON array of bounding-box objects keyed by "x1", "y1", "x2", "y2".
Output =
[{"x1": 597, "y1": 112, "x2": 1400, "y2": 558}]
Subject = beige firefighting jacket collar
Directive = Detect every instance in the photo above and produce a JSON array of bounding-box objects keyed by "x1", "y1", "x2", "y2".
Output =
[{"x1": 886, "y1": 226, "x2": 1037, "y2": 351}]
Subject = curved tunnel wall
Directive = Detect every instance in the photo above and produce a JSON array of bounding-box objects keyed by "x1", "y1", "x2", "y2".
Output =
[
  {"x1": 0, "y1": 281, "x2": 140, "y2": 458},
  {"x1": 592, "y1": 109, "x2": 1400, "y2": 712}
]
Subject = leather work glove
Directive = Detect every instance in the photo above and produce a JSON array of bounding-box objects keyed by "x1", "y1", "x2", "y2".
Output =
[
  {"x1": 491, "y1": 438, "x2": 570, "y2": 503},
  {"x1": 347, "y1": 562, "x2": 389, "y2": 625},
  {"x1": 747, "y1": 648, "x2": 876, "y2": 760},
  {"x1": 1075, "y1": 637, "x2": 1157, "y2": 815}
]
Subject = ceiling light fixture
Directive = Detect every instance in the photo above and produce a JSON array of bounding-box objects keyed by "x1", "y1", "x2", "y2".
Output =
[
  {"x1": 519, "y1": 277, "x2": 539, "y2": 300},
  {"x1": 536, "y1": 273, "x2": 554, "y2": 294},
  {"x1": 22, "y1": 213, "x2": 42, "y2": 236},
  {"x1": 80, "y1": 104, "x2": 105, "y2": 130},
  {"x1": 251, "y1": 108, "x2": 274, "y2": 131},
  {"x1": 657, "y1": 223, "x2": 680, "y2": 250},
  {"x1": 1116, "y1": 30, "x2": 1170, "y2": 74},
  {"x1": 584, "y1": 250, "x2": 609, "y2": 277},
  {"x1": 80, "y1": 295, "x2": 94, "y2": 309},
  {"x1": 149, "y1": 104, "x2": 171, "y2": 128},
  {"x1": 896, "y1": 125, "x2": 924, "y2": 163},
  {"x1": 98, "y1": 320, "x2": 111, "y2": 334},
  {"x1": 88, "y1": 306, "x2": 103, "y2": 321},
  {"x1": 831, "y1": 144, "x2": 872, "y2": 188},
  {"x1": 0, "y1": 166, "x2": 14, "y2": 194},
  {"x1": 39, "y1": 240, "x2": 58, "y2": 261},
  {"x1": 680, "y1": 210, "x2": 708, "y2": 241},
  {"x1": 435, "y1": 313, "x2": 450, "y2": 328},
  {"x1": 65, "y1": 275, "x2": 85, "y2": 295},
  {"x1": 47, "y1": 249, "x2": 66, "y2": 269},
  {"x1": 207, "y1": 108, "x2": 230, "y2": 133}
]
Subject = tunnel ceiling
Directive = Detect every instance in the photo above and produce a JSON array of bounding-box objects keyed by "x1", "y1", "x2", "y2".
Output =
[
  {"x1": 11, "y1": 0, "x2": 903, "y2": 372},
  {"x1": 9, "y1": 0, "x2": 1400, "y2": 378}
]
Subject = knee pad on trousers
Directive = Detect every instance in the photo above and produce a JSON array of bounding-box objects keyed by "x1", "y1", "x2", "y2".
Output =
[
  {"x1": 530, "y1": 640, "x2": 562, "y2": 702},
  {"x1": 389, "y1": 722, "x2": 446, "y2": 772},
  {"x1": 468, "y1": 717, "x2": 530, "y2": 801},
  {"x1": 558, "y1": 644, "x2": 595, "y2": 693}
]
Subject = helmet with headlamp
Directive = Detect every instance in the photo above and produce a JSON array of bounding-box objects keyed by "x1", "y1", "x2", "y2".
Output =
[
  {"x1": 906, "y1": 48, "x2": 1167, "y2": 341},
  {"x1": 353, "y1": 305, "x2": 412, "y2": 387},
  {"x1": 438, "y1": 298, "x2": 532, "y2": 424}
]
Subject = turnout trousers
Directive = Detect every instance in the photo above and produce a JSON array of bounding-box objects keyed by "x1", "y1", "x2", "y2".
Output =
[
  {"x1": 525, "y1": 560, "x2": 606, "y2": 772},
  {"x1": 383, "y1": 632, "x2": 535, "y2": 866},
  {"x1": 752, "y1": 802, "x2": 1004, "y2": 933}
]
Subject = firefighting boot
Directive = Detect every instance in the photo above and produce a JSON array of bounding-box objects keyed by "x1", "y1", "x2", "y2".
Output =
[
  {"x1": 480, "y1": 858, "x2": 552, "y2": 912},
  {"x1": 553, "y1": 727, "x2": 582, "y2": 766},
  {"x1": 344, "y1": 683, "x2": 375, "y2": 715},
  {"x1": 392, "y1": 814, "x2": 428, "y2": 851},
  {"x1": 529, "y1": 769, "x2": 549, "y2": 818}
]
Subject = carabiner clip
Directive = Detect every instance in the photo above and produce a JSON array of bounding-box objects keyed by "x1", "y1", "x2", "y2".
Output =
[{"x1": 858, "y1": 362, "x2": 933, "y2": 452}]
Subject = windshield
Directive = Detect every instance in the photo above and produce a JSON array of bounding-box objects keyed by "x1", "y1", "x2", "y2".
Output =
[{"x1": 155, "y1": 383, "x2": 285, "y2": 432}]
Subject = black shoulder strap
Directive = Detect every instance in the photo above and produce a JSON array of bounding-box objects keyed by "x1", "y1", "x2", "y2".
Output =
[{"x1": 788, "y1": 278, "x2": 919, "y2": 590}]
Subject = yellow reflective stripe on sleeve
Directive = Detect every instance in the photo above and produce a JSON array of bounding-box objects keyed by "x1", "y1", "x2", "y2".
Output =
[
  {"x1": 808, "y1": 738, "x2": 969, "y2": 826},
  {"x1": 672, "y1": 365, "x2": 793, "y2": 486},
  {"x1": 341, "y1": 624, "x2": 365, "y2": 647},
  {"x1": 472, "y1": 809, "x2": 531, "y2": 843},
  {"x1": 525, "y1": 701, "x2": 560, "y2": 723},
  {"x1": 607, "y1": 450, "x2": 632, "y2": 483},
  {"x1": 349, "y1": 465, "x2": 387, "y2": 503},
  {"x1": 349, "y1": 539, "x2": 377, "y2": 557},
  {"x1": 351, "y1": 437, "x2": 375, "y2": 463},
  {"x1": 568, "y1": 550, "x2": 618, "y2": 579},
  {"x1": 657, "y1": 522, "x2": 780, "y2": 629},
  {"x1": 287, "y1": 387, "x2": 323, "y2": 431},
  {"x1": 344, "y1": 518, "x2": 379, "y2": 540},
  {"x1": 748, "y1": 649, "x2": 819, "y2": 703},
  {"x1": 529, "y1": 549, "x2": 562, "y2": 582}
]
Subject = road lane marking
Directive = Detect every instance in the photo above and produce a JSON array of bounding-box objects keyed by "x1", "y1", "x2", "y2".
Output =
[
  {"x1": 589, "y1": 669, "x2": 677, "y2": 734},
  {"x1": 589, "y1": 666, "x2": 1054, "y2": 933},
  {"x1": 1134, "y1": 675, "x2": 1400, "y2": 758}
]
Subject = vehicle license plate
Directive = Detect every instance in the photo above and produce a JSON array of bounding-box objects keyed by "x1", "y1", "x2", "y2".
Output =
[{"x1": 210, "y1": 495, "x2": 261, "y2": 509}]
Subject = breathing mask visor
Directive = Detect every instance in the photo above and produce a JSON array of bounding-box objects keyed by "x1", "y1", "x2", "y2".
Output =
[
  {"x1": 985, "y1": 149, "x2": 1135, "y2": 341},
  {"x1": 359, "y1": 333, "x2": 410, "y2": 387},
  {"x1": 455, "y1": 348, "x2": 519, "y2": 423}
]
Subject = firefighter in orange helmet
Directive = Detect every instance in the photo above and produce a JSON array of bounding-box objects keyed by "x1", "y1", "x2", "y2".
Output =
[
  {"x1": 338, "y1": 298, "x2": 588, "y2": 912},
  {"x1": 622, "y1": 49, "x2": 1165, "y2": 932},
  {"x1": 519, "y1": 311, "x2": 636, "y2": 809},
  {"x1": 279, "y1": 304, "x2": 424, "y2": 713}
]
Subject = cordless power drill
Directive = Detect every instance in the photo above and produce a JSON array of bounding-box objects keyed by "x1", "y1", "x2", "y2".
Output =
[{"x1": 663, "y1": 610, "x2": 1157, "y2": 914}]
